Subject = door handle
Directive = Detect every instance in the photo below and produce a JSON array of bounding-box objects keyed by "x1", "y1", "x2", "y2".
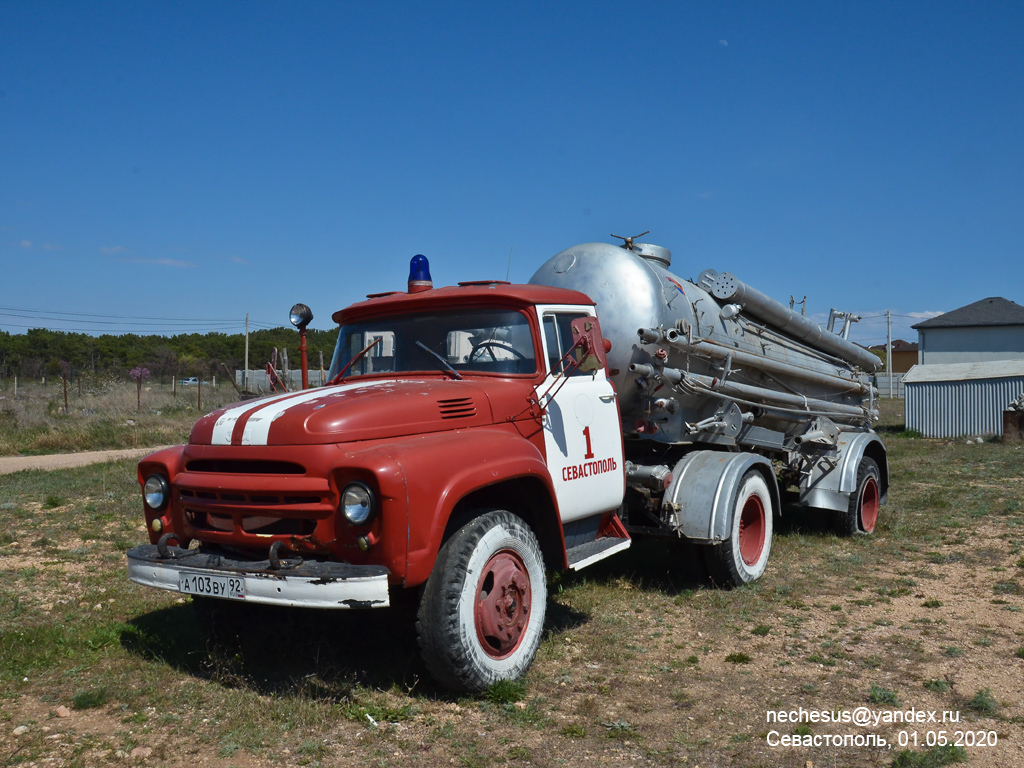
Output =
[{"x1": 599, "y1": 393, "x2": 616, "y2": 402}]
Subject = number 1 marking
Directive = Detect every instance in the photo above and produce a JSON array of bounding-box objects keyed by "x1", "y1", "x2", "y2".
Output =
[{"x1": 582, "y1": 425, "x2": 595, "y2": 459}]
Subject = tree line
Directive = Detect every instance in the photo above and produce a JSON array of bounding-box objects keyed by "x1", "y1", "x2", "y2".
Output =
[{"x1": 0, "y1": 327, "x2": 340, "y2": 382}]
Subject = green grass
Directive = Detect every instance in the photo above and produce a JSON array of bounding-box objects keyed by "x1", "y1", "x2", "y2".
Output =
[
  {"x1": 890, "y1": 745, "x2": 968, "y2": 767},
  {"x1": 0, "y1": 380, "x2": 237, "y2": 456},
  {"x1": 966, "y1": 687, "x2": 997, "y2": 715},
  {"x1": 869, "y1": 684, "x2": 900, "y2": 706},
  {"x1": 1, "y1": 403, "x2": 1023, "y2": 766},
  {"x1": 485, "y1": 679, "x2": 527, "y2": 705},
  {"x1": 72, "y1": 686, "x2": 111, "y2": 710}
]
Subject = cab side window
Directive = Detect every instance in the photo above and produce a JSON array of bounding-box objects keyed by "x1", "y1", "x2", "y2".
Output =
[{"x1": 542, "y1": 312, "x2": 589, "y2": 376}]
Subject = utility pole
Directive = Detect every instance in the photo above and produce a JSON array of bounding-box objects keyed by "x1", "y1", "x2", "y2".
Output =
[
  {"x1": 244, "y1": 313, "x2": 250, "y2": 394},
  {"x1": 886, "y1": 310, "x2": 893, "y2": 399}
]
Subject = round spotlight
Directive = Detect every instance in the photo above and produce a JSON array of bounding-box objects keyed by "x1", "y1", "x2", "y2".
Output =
[{"x1": 289, "y1": 303, "x2": 313, "y2": 329}]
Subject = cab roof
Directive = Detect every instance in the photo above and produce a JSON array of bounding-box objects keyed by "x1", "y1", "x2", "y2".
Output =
[{"x1": 332, "y1": 282, "x2": 595, "y2": 324}]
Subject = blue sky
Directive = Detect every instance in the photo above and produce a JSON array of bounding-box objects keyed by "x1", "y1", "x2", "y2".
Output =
[{"x1": 2, "y1": 1, "x2": 1022, "y2": 347}]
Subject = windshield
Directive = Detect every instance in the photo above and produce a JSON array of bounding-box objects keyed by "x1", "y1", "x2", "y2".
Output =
[{"x1": 328, "y1": 308, "x2": 537, "y2": 379}]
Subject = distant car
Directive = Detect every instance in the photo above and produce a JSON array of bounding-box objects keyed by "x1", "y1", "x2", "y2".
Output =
[{"x1": 180, "y1": 377, "x2": 201, "y2": 386}]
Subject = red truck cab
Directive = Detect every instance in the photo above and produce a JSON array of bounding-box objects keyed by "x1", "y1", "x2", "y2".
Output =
[{"x1": 128, "y1": 265, "x2": 628, "y2": 691}]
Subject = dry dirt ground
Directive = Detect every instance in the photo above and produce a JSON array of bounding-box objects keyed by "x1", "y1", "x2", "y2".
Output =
[
  {"x1": 0, "y1": 447, "x2": 171, "y2": 475},
  {"x1": 3, "y1": 530, "x2": 1022, "y2": 768},
  {"x1": 2, "y1": 448, "x2": 1022, "y2": 768}
]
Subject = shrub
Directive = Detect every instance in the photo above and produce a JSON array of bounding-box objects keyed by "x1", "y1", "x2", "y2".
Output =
[{"x1": 869, "y1": 684, "x2": 899, "y2": 706}]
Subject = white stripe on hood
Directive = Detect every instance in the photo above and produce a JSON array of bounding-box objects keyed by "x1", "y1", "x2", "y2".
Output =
[
  {"x1": 239, "y1": 380, "x2": 392, "y2": 446},
  {"x1": 210, "y1": 389, "x2": 301, "y2": 445}
]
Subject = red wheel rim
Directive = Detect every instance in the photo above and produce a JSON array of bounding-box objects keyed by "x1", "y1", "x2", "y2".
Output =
[
  {"x1": 474, "y1": 549, "x2": 532, "y2": 660},
  {"x1": 860, "y1": 477, "x2": 880, "y2": 533},
  {"x1": 738, "y1": 494, "x2": 766, "y2": 566}
]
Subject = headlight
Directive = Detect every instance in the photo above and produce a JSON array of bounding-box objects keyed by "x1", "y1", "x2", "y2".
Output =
[
  {"x1": 341, "y1": 482, "x2": 375, "y2": 525},
  {"x1": 144, "y1": 474, "x2": 170, "y2": 511}
]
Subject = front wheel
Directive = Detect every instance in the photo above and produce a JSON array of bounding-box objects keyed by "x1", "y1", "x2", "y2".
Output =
[
  {"x1": 416, "y1": 510, "x2": 547, "y2": 693},
  {"x1": 704, "y1": 470, "x2": 774, "y2": 587}
]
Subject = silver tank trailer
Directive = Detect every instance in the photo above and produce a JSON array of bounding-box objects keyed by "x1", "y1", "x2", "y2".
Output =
[{"x1": 529, "y1": 241, "x2": 879, "y2": 443}]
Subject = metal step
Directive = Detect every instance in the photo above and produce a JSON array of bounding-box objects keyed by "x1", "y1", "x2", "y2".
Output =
[{"x1": 566, "y1": 535, "x2": 631, "y2": 571}]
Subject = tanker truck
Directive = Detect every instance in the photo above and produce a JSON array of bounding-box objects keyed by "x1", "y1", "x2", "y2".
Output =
[{"x1": 126, "y1": 236, "x2": 887, "y2": 692}]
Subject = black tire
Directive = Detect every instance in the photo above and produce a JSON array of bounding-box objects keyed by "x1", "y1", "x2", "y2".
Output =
[
  {"x1": 416, "y1": 510, "x2": 547, "y2": 693},
  {"x1": 704, "y1": 470, "x2": 774, "y2": 588},
  {"x1": 837, "y1": 457, "x2": 881, "y2": 536}
]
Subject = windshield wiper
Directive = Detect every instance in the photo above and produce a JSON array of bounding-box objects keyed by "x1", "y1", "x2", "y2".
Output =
[
  {"x1": 329, "y1": 336, "x2": 383, "y2": 384},
  {"x1": 415, "y1": 341, "x2": 463, "y2": 380}
]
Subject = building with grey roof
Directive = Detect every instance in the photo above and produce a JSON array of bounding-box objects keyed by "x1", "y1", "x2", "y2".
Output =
[
  {"x1": 904, "y1": 360, "x2": 1024, "y2": 438},
  {"x1": 912, "y1": 297, "x2": 1024, "y2": 365}
]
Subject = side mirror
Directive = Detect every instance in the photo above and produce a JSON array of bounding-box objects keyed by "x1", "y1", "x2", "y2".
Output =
[{"x1": 569, "y1": 316, "x2": 609, "y2": 373}]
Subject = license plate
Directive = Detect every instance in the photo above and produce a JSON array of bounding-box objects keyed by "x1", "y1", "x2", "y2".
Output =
[{"x1": 178, "y1": 571, "x2": 246, "y2": 600}]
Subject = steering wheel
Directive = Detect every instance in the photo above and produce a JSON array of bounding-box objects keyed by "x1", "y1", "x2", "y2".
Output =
[{"x1": 468, "y1": 341, "x2": 527, "y2": 363}]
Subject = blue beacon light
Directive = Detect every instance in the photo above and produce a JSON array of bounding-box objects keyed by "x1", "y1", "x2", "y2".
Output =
[{"x1": 408, "y1": 254, "x2": 433, "y2": 293}]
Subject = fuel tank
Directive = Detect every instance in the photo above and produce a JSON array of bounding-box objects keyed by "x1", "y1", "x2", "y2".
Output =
[{"x1": 529, "y1": 241, "x2": 878, "y2": 441}]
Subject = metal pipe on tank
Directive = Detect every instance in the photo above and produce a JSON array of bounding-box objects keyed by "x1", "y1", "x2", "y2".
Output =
[
  {"x1": 629, "y1": 363, "x2": 871, "y2": 421},
  {"x1": 637, "y1": 326, "x2": 872, "y2": 394},
  {"x1": 682, "y1": 370, "x2": 871, "y2": 420},
  {"x1": 646, "y1": 327, "x2": 873, "y2": 395},
  {"x1": 702, "y1": 272, "x2": 881, "y2": 372},
  {"x1": 625, "y1": 461, "x2": 674, "y2": 491}
]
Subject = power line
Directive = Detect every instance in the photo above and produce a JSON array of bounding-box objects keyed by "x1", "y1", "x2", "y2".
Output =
[
  {"x1": 0, "y1": 305, "x2": 249, "y2": 323},
  {"x1": 0, "y1": 307, "x2": 286, "y2": 333},
  {"x1": 0, "y1": 318, "x2": 292, "y2": 335},
  {"x1": 0, "y1": 305, "x2": 285, "y2": 328},
  {"x1": 0, "y1": 312, "x2": 243, "y2": 328}
]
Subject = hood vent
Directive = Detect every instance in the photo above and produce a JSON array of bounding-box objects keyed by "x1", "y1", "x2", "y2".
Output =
[{"x1": 438, "y1": 397, "x2": 476, "y2": 419}]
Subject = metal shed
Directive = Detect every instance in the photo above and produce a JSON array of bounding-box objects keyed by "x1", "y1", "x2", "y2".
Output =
[{"x1": 904, "y1": 361, "x2": 1024, "y2": 438}]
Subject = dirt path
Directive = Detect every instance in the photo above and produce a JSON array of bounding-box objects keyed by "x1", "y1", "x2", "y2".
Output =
[{"x1": 0, "y1": 446, "x2": 174, "y2": 475}]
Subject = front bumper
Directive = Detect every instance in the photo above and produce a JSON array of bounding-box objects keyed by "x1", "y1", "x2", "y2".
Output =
[{"x1": 126, "y1": 545, "x2": 390, "y2": 609}]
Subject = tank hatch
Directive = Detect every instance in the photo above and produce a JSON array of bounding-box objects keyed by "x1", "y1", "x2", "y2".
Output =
[{"x1": 611, "y1": 230, "x2": 671, "y2": 267}]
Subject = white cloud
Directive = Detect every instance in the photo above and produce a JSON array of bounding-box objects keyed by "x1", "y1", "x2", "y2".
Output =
[
  {"x1": 122, "y1": 257, "x2": 197, "y2": 268},
  {"x1": 719, "y1": 39, "x2": 728, "y2": 46},
  {"x1": 101, "y1": 245, "x2": 129, "y2": 254},
  {"x1": 228, "y1": 255, "x2": 251, "y2": 266},
  {"x1": 907, "y1": 310, "x2": 943, "y2": 320},
  {"x1": 42, "y1": 242, "x2": 63, "y2": 251},
  {"x1": 19, "y1": 239, "x2": 32, "y2": 248}
]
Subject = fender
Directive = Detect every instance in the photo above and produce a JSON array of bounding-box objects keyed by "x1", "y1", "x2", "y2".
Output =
[
  {"x1": 662, "y1": 451, "x2": 779, "y2": 543},
  {"x1": 137, "y1": 447, "x2": 187, "y2": 545},
  {"x1": 802, "y1": 430, "x2": 889, "y2": 512},
  {"x1": 374, "y1": 424, "x2": 561, "y2": 587},
  {"x1": 137, "y1": 446, "x2": 186, "y2": 485}
]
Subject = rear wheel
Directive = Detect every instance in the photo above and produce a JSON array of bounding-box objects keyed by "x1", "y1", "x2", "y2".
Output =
[
  {"x1": 704, "y1": 470, "x2": 774, "y2": 587},
  {"x1": 838, "y1": 457, "x2": 881, "y2": 535},
  {"x1": 416, "y1": 510, "x2": 546, "y2": 692}
]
